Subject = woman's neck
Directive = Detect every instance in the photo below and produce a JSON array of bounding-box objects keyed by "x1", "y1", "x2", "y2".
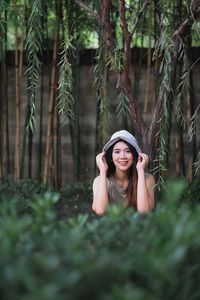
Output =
[{"x1": 113, "y1": 170, "x2": 129, "y2": 188}]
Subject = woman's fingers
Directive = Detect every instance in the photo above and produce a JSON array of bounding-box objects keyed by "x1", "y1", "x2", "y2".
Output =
[
  {"x1": 96, "y1": 152, "x2": 108, "y2": 171},
  {"x1": 96, "y1": 152, "x2": 104, "y2": 163},
  {"x1": 137, "y1": 153, "x2": 149, "y2": 169}
]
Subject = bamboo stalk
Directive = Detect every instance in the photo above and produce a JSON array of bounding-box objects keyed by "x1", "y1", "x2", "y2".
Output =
[
  {"x1": 1, "y1": 53, "x2": 8, "y2": 179},
  {"x1": 144, "y1": 4, "x2": 152, "y2": 114},
  {"x1": 3, "y1": 8, "x2": 9, "y2": 176},
  {"x1": 0, "y1": 20, "x2": 4, "y2": 179},
  {"x1": 43, "y1": 18, "x2": 59, "y2": 185},
  {"x1": 55, "y1": 110, "x2": 61, "y2": 188},
  {"x1": 43, "y1": 43, "x2": 57, "y2": 184},
  {"x1": 20, "y1": 0, "x2": 28, "y2": 178},
  {"x1": 175, "y1": 126, "x2": 186, "y2": 177},
  {"x1": 71, "y1": 49, "x2": 80, "y2": 181},
  {"x1": 0, "y1": 71, "x2": 2, "y2": 180},
  {"x1": 14, "y1": 46, "x2": 20, "y2": 181},
  {"x1": 38, "y1": 1, "x2": 48, "y2": 180},
  {"x1": 152, "y1": 0, "x2": 160, "y2": 110},
  {"x1": 14, "y1": 0, "x2": 20, "y2": 181},
  {"x1": 48, "y1": 142, "x2": 54, "y2": 185},
  {"x1": 0, "y1": 159, "x2": 2, "y2": 181},
  {"x1": 18, "y1": 28, "x2": 24, "y2": 178},
  {"x1": 185, "y1": 51, "x2": 196, "y2": 180},
  {"x1": 175, "y1": 62, "x2": 186, "y2": 177},
  {"x1": 38, "y1": 65, "x2": 44, "y2": 180}
]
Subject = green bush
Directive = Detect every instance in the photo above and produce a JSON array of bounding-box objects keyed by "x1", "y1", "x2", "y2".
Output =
[
  {"x1": 0, "y1": 179, "x2": 200, "y2": 299},
  {"x1": 0, "y1": 178, "x2": 53, "y2": 215},
  {"x1": 159, "y1": 177, "x2": 200, "y2": 208},
  {"x1": 57, "y1": 180, "x2": 93, "y2": 218},
  {"x1": 0, "y1": 178, "x2": 93, "y2": 218},
  {"x1": 180, "y1": 178, "x2": 200, "y2": 206}
]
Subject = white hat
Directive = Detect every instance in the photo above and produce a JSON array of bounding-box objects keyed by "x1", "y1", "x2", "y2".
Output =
[{"x1": 103, "y1": 130, "x2": 141, "y2": 154}]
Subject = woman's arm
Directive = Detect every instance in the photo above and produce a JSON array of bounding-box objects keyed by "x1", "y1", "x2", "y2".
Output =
[
  {"x1": 136, "y1": 153, "x2": 155, "y2": 212},
  {"x1": 92, "y1": 152, "x2": 109, "y2": 215}
]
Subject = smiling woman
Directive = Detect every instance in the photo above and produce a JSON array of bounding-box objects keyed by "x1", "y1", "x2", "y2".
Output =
[{"x1": 92, "y1": 130, "x2": 155, "y2": 215}]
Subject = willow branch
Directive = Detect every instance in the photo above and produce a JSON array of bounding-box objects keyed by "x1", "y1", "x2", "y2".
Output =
[
  {"x1": 172, "y1": 0, "x2": 200, "y2": 54},
  {"x1": 118, "y1": 0, "x2": 147, "y2": 138},
  {"x1": 131, "y1": 0, "x2": 152, "y2": 35},
  {"x1": 149, "y1": 0, "x2": 200, "y2": 152},
  {"x1": 73, "y1": 0, "x2": 100, "y2": 23}
]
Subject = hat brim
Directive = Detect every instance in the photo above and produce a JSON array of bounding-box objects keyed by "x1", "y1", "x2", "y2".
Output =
[{"x1": 103, "y1": 137, "x2": 141, "y2": 154}]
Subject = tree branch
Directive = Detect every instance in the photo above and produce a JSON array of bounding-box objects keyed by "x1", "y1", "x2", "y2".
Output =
[
  {"x1": 101, "y1": 0, "x2": 115, "y2": 49},
  {"x1": 131, "y1": 0, "x2": 152, "y2": 35},
  {"x1": 172, "y1": 0, "x2": 200, "y2": 54},
  {"x1": 148, "y1": 0, "x2": 200, "y2": 158},
  {"x1": 119, "y1": 0, "x2": 132, "y2": 41}
]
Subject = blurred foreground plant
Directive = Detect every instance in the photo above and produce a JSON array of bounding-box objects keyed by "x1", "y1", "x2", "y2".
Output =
[{"x1": 0, "y1": 178, "x2": 200, "y2": 299}]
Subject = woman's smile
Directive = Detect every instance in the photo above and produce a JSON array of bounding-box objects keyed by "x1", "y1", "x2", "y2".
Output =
[
  {"x1": 118, "y1": 160, "x2": 129, "y2": 165},
  {"x1": 112, "y1": 141, "x2": 134, "y2": 170}
]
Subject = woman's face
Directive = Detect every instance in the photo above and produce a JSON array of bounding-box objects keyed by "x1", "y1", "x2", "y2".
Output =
[{"x1": 112, "y1": 141, "x2": 134, "y2": 172}]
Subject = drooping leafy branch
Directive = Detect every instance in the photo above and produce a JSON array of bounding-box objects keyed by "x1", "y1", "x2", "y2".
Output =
[
  {"x1": 73, "y1": 0, "x2": 200, "y2": 184},
  {"x1": 25, "y1": 0, "x2": 42, "y2": 131},
  {"x1": 57, "y1": 36, "x2": 75, "y2": 126}
]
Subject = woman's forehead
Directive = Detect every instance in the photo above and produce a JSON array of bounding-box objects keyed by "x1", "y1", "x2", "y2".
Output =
[{"x1": 113, "y1": 140, "x2": 130, "y2": 150}]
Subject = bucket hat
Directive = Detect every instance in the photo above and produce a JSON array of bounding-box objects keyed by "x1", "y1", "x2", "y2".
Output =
[{"x1": 103, "y1": 130, "x2": 141, "y2": 154}]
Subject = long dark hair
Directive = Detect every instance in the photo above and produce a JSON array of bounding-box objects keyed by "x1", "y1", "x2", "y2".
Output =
[{"x1": 105, "y1": 140, "x2": 138, "y2": 210}]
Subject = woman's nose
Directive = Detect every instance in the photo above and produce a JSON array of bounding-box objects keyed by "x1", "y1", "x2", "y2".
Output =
[{"x1": 120, "y1": 151, "x2": 126, "y2": 158}]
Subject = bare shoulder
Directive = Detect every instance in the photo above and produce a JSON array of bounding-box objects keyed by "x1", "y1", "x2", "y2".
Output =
[{"x1": 145, "y1": 172, "x2": 155, "y2": 185}]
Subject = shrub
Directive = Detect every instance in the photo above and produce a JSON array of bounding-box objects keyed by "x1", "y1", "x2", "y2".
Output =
[
  {"x1": 180, "y1": 178, "x2": 200, "y2": 206},
  {"x1": 0, "y1": 179, "x2": 200, "y2": 299},
  {"x1": 0, "y1": 178, "x2": 93, "y2": 218},
  {"x1": 57, "y1": 180, "x2": 93, "y2": 218},
  {"x1": 0, "y1": 178, "x2": 53, "y2": 213}
]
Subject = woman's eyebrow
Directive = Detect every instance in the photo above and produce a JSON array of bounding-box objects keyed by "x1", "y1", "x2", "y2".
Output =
[{"x1": 113, "y1": 147, "x2": 130, "y2": 151}]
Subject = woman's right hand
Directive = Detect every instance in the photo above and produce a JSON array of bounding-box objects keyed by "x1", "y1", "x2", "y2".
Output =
[{"x1": 96, "y1": 152, "x2": 108, "y2": 173}]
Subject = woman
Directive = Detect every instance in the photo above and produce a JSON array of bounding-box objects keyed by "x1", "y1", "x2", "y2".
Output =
[{"x1": 92, "y1": 130, "x2": 155, "y2": 215}]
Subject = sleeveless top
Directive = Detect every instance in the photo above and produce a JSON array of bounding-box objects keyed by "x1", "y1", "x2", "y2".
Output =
[
  {"x1": 107, "y1": 173, "x2": 151, "y2": 206},
  {"x1": 107, "y1": 176, "x2": 127, "y2": 204}
]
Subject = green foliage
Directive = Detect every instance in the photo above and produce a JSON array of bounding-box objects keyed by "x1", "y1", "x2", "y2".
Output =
[
  {"x1": 107, "y1": 47, "x2": 124, "y2": 72},
  {"x1": 188, "y1": 104, "x2": 200, "y2": 143},
  {"x1": 152, "y1": 31, "x2": 175, "y2": 188},
  {"x1": 58, "y1": 180, "x2": 93, "y2": 218},
  {"x1": 57, "y1": 38, "x2": 75, "y2": 126},
  {"x1": 180, "y1": 178, "x2": 200, "y2": 207},
  {"x1": 194, "y1": 150, "x2": 200, "y2": 176},
  {"x1": 94, "y1": 45, "x2": 111, "y2": 142},
  {"x1": 0, "y1": 179, "x2": 200, "y2": 299},
  {"x1": 25, "y1": 0, "x2": 43, "y2": 131},
  {"x1": 0, "y1": 178, "x2": 93, "y2": 218},
  {"x1": 192, "y1": 14, "x2": 200, "y2": 46},
  {"x1": 0, "y1": 178, "x2": 54, "y2": 214},
  {"x1": 116, "y1": 91, "x2": 131, "y2": 119}
]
